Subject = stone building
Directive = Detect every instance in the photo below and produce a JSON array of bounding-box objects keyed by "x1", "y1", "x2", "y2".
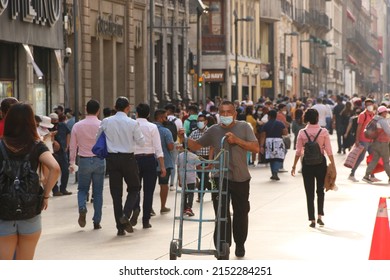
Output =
[{"x1": 0, "y1": 1, "x2": 64, "y2": 115}]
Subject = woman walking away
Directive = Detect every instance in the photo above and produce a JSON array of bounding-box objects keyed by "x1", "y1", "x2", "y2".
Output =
[
  {"x1": 291, "y1": 109, "x2": 335, "y2": 228},
  {"x1": 259, "y1": 110, "x2": 288, "y2": 181},
  {"x1": 0, "y1": 104, "x2": 60, "y2": 259}
]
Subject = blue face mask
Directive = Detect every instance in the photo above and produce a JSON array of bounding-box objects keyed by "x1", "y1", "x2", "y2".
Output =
[
  {"x1": 197, "y1": 121, "x2": 205, "y2": 129},
  {"x1": 220, "y1": 116, "x2": 233, "y2": 126}
]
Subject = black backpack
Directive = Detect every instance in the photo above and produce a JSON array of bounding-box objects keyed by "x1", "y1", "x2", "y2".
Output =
[
  {"x1": 164, "y1": 118, "x2": 178, "y2": 142},
  {"x1": 187, "y1": 119, "x2": 198, "y2": 136},
  {"x1": 303, "y1": 129, "x2": 323, "y2": 166},
  {"x1": 0, "y1": 141, "x2": 43, "y2": 220}
]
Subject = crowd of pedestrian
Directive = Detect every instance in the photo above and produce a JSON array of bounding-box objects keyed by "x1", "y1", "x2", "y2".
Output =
[{"x1": 2, "y1": 91, "x2": 390, "y2": 260}]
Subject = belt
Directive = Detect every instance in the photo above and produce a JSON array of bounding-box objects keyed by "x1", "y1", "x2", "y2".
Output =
[
  {"x1": 79, "y1": 156, "x2": 97, "y2": 158},
  {"x1": 108, "y1": 152, "x2": 134, "y2": 156},
  {"x1": 135, "y1": 153, "x2": 155, "y2": 157}
]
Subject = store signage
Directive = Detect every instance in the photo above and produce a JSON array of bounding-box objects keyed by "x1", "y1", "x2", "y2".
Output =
[
  {"x1": 97, "y1": 14, "x2": 124, "y2": 38},
  {"x1": 0, "y1": 0, "x2": 61, "y2": 27},
  {"x1": 260, "y1": 80, "x2": 273, "y2": 88},
  {"x1": 203, "y1": 70, "x2": 225, "y2": 82}
]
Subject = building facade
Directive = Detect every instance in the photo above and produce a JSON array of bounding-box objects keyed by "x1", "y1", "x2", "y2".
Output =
[
  {"x1": 189, "y1": 0, "x2": 261, "y2": 105},
  {"x1": 0, "y1": 1, "x2": 64, "y2": 115}
]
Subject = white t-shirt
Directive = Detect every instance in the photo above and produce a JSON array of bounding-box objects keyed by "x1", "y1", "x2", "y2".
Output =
[
  {"x1": 311, "y1": 103, "x2": 328, "y2": 127},
  {"x1": 177, "y1": 151, "x2": 198, "y2": 185}
]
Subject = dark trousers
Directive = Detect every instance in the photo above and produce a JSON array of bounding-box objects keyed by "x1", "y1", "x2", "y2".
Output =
[
  {"x1": 197, "y1": 169, "x2": 211, "y2": 199},
  {"x1": 52, "y1": 151, "x2": 69, "y2": 193},
  {"x1": 212, "y1": 178, "x2": 250, "y2": 248},
  {"x1": 185, "y1": 183, "x2": 196, "y2": 209},
  {"x1": 302, "y1": 156, "x2": 327, "y2": 221},
  {"x1": 106, "y1": 153, "x2": 141, "y2": 230},
  {"x1": 134, "y1": 155, "x2": 157, "y2": 225},
  {"x1": 336, "y1": 126, "x2": 344, "y2": 152}
]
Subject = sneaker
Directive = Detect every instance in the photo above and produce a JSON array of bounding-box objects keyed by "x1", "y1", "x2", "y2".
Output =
[
  {"x1": 370, "y1": 175, "x2": 381, "y2": 182},
  {"x1": 150, "y1": 209, "x2": 156, "y2": 217},
  {"x1": 348, "y1": 175, "x2": 359, "y2": 182},
  {"x1": 169, "y1": 185, "x2": 175, "y2": 191},
  {"x1": 160, "y1": 207, "x2": 171, "y2": 214},
  {"x1": 186, "y1": 208, "x2": 195, "y2": 217},
  {"x1": 93, "y1": 223, "x2": 102, "y2": 230},
  {"x1": 362, "y1": 176, "x2": 374, "y2": 184}
]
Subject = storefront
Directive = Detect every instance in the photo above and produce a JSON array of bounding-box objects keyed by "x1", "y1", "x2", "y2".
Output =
[
  {"x1": 203, "y1": 69, "x2": 225, "y2": 100},
  {"x1": 0, "y1": 1, "x2": 64, "y2": 115}
]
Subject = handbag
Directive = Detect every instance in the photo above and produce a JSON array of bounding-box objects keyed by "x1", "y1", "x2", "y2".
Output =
[
  {"x1": 92, "y1": 131, "x2": 108, "y2": 159},
  {"x1": 344, "y1": 144, "x2": 365, "y2": 168},
  {"x1": 282, "y1": 134, "x2": 291, "y2": 150}
]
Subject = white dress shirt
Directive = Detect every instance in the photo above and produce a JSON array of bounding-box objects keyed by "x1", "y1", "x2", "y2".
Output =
[
  {"x1": 134, "y1": 118, "x2": 164, "y2": 158},
  {"x1": 97, "y1": 111, "x2": 145, "y2": 153}
]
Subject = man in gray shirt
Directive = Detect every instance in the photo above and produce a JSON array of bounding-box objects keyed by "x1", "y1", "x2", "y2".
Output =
[
  {"x1": 97, "y1": 96, "x2": 145, "y2": 236},
  {"x1": 363, "y1": 105, "x2": 390, "y2": 183},
  {"x1": 179, "y1": 100, "x2": 259, "y2": 258}
]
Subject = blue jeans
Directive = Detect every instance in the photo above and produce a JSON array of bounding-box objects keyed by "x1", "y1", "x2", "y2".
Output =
[
  {"x1": 270, "y1": 159, "x2": 283, "y2": 174},
  {"x1": 77, "y1": 157, "x2": 105, "y2": 223}
]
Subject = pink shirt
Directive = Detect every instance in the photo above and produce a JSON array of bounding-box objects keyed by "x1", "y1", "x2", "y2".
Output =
[
  {"x1": 295, "y1": 124, "x2": 333, "y2": 157},
  {"x1": 69, "y1": 115, "x2": 101, "y2": 164}
]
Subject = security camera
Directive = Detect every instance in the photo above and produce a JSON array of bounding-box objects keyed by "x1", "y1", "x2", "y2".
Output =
[
  {"x1": 65, "y1": 47, "x2": 72, "y2": 57},
  {"x1": 197, "y1": 0, "x2": 208, "y2": 12}
]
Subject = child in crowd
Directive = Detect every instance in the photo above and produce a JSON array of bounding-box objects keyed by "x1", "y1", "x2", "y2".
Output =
[{"x1": 177, "y1": 147, "x2": 200, "y2": 216}]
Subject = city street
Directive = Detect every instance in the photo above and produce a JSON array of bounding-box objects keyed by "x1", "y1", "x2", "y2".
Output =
[{"x1": 35, "y1": 134, "x2": 390, "y2": 260}]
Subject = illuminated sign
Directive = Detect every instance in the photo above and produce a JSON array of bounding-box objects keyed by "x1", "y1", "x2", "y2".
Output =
[{"x1": 0, "y1": 0, "x2": 61, "y2": 26}]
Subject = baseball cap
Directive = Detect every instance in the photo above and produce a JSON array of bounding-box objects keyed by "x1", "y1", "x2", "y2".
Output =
[
  {"x1": 49, "y1": 113, "x2": 59, "y2": 120},
  {"x1": 377, "y1": 106, "x2": 389, "y2": 114}
]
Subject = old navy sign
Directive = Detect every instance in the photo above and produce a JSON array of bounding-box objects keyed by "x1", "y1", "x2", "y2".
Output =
[{"x1": 0, "y1": 0, "x2": 61, "y2": 27}]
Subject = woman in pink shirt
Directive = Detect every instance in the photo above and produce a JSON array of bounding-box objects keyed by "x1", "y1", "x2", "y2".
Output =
[{"x1": 291, "y1": 109, "x2": 336, "y2": 228}]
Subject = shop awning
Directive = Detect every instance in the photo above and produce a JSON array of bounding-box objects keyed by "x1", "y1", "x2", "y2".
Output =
[
  {"x1": 347, "y1": 9, "x2": 356, "y2": 22},
  {"x1": 22, "y1": 44, "x2": 43, "y2": 79},
  {"x1": 301, "y1": 66, "x2": 313, "y2": 74},
  {"x1": 347, "y1": 54, "x2": 357, "y2": 65}
]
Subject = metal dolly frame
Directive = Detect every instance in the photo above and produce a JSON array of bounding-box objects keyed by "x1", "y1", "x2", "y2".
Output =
[{"x1": 169, "y1": 136, "x2": 230, "y2": 260}]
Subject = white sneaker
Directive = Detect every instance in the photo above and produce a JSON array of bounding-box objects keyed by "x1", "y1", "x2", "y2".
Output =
[
  {"x1": 169, "y1": 185, "x2": 175, "y2": 191},
  {"x1": 348, "y1": 175, "x2": 359, "y2": 182}
]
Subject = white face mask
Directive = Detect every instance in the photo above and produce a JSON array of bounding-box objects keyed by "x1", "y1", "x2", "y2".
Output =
[
  {"x1": 220, "y1": 116, "x2": 234, "y2": 126},
  {"x1": 197, "y1": 121, "x2": 205, "y2": 129},
  {"x1": 282, "y1": 111, "x2": 287, "y2": 115},
  {"x1": 367, "y1": 105, "x2": 374, "y2": 112}
]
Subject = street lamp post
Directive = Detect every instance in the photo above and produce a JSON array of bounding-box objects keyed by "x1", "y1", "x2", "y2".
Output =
[
  {"x1": 324, "y1": 52, "x2": 336, "y2": 95},
  {"x1": 299, "y1": 39, "x2": 312, "y2": 97},
  {"x1": 196, "y1": 1, "x2": 218, "y2": 107},
  {"x1": 335, "y1": 58, "x2": 344, "y2": 94},
  {"x1": 233, "y1": 10, "x2": 253, "y2": 102},
  {"x1": 283, "y1": 32, "x2": 298, "y2": 97}
]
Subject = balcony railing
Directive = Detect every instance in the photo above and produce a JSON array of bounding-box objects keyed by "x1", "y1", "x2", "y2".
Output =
[
  {"x1": 281, "y1": 0, "x2": 292, "y2": 18},
  {"x1": 260, "y1": 0, "x2": 282, "y2": 21},
  {"x1": 202, "y1": 35, "x2": 226, "y2": 54},
  {"x1": 294, "y1": 8, "x2": 310, "y2": 27}
]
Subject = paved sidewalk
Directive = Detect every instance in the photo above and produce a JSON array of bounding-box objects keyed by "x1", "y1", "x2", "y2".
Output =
[{"x1": 34, "y1": 134, "x2": 390, "y2": 260}]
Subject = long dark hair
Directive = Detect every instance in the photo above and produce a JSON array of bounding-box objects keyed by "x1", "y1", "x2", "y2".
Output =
[{"x1": 3, "y1": 103, "x2": 40, "y2": 153}]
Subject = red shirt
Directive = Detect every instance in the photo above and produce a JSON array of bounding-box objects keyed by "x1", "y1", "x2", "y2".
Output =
[{"x1": 357, "y1": 110, "x2": 374, "y2": 142}]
